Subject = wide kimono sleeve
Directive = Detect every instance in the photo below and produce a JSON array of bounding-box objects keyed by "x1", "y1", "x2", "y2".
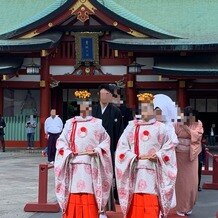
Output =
[
  {"x1": 54, "y1": 119, "x2": 73, "y2": 213},
  {"x1": 115, "y1": 122, "x2": 137, "y2": 216},
  {"x1": 189, "y1": 120, "x2": 204, "y2": 161},
  {"x1": 155, "y1": 126, "x2": 177, "y2": 217},
  {"x1": 91, "y1": 120, "x2": 113, "y2": 212}
]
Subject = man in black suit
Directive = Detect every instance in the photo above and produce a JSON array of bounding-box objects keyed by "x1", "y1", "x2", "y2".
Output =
[
  {"x1": 92, "y1": 84, "x2": 124, "y2": 157},
  {"x1": 110, "y1": 84, "x2": 134, "y2": 129},
  {"x1": 92, "y1": 84, "x2": 123, "y2": 210}
]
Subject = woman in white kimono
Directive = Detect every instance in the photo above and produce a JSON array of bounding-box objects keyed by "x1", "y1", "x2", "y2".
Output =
[
  {"x1": 153, "y1": 94, "x2": 179, "y2": 146},
  {"x1": 153, "y1": 94, "x2": 179, "y2": 209},
  {"x1": 54, "y1": 90, "x2": 113, "y2": 218},
  {"x1": 115, "y1": 93, "x2": 177, "y2": 218}
]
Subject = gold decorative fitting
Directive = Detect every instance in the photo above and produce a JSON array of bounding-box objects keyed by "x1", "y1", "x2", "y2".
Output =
[
  {"x1": 114, "y1": 50, "x2": 119, "y2": 57},
  {"x1": 128, "y1": 29, "x2": 148, "y2": 38},
  {"x1": 179, "y1": 81, "x2": 186, "y2": 88},
  {"x1": 41, "y1": 50, "x2": 49, "y2": 57},
  {"x1": 48, "y1": 22, "x2": 53, "y2": 27},
  {"x1": 113, "y1": 21, "x2": 118, "y2": 26},
  {"x1": 74, "y1": 90, "x2": 91, "y2": 99},
  {"x1": 137, "y1": 93, "x2": 154, "y2": 103},
  {"x1": 127, "y1": 81, "x2": 134, "y2": 88},
  {"x1": 158, "y1": 75, "x2": 162, "y2": 81},
  {"x1": 40, "y1": 80, "x2": 46, "y2": 87},
  {"x1": 85, "y1": 67, "x2": 90, "y2": 74},
  {"x1": 128, "y1": 52, "x2": 133, "y2": 57},
  {"x1": 20, "y1": 30, "x2": 39, "y2": 39},
  {"x1": 2, "y1": 75, "x2": 8, "y2": 81},
  {"x1": 70, "y1": 0, "x2": 96, "y2": 23}
]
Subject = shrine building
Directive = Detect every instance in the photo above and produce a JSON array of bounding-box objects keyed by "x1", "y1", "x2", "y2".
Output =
[{"x1": 0, "y1": 0, "x2": 217, "y2": 147}]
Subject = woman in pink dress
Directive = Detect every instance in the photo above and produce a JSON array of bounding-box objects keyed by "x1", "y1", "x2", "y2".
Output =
[{"x1": 174, "y1": 106, "x2": 204, "y2": 216}]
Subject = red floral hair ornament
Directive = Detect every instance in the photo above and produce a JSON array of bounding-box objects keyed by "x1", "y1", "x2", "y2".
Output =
[{"x1": 163, "y1": 155, "x2": 170, "y2": 162}]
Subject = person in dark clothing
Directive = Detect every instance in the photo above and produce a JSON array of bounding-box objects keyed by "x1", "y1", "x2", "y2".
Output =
[
  {"x1": 110, "y1": 84, "x2": 134, "y2": 129},
  {"x1": 0, "y1": 114, "x2": 6, "y2": 152},
  {"x1": 198, "y1": 135, "x2": 207, "y2": 191},
  {"x1": 92, "y1": 84, "x2": 124, "y2": 157},
  {"x1": 92, "y1": 84, "x2": 124, "y2": 210}
]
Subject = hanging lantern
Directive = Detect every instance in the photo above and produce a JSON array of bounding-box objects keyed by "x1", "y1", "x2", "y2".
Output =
[
  {"x1": 127, "y1": 61, "x2": 144, "y2": 74},
  {"x1": 26, "y1": 58, "x2": 40, "y2": 74}
]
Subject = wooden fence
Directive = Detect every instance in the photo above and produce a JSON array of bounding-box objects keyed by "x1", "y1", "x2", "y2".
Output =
[{"x1": 4, "y1": 115, "x2": 39, "y2": 141}]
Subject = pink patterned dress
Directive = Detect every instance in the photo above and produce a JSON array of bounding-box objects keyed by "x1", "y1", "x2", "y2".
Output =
[{"x1": 54, "y1": 116, "x2": 113, "y2": 216}]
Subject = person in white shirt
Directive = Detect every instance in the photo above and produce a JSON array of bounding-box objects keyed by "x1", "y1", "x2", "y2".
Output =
[{"x1": 44, "y1": 109, "x2": 63, "y2": 164}]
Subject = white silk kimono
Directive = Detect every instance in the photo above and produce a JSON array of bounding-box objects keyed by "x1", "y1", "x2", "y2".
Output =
[
  {"x1": 54, "y1": 116, "x2": 113, "y2": 214},
  {"x1": 115, "y1": 118, "x2": 177, "y2": 217}
]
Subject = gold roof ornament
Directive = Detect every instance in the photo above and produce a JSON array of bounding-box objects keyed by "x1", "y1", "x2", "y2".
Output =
[
  {"x1": 74, "y1": 90, "x2": 91, "y2": 99},
  {"x1": 137, "y1": 93, "x2": 154, "y2": 103}
]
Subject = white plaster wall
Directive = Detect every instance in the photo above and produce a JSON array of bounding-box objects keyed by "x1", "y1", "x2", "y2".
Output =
[
  {"x1": 7, "y1": 75, "x2": 40, "y2": 81},
  {"x1": 50, "y1": 66, "x2": 75, "y2": 75},
  {"x1": 136, "y1": 75, "x2": 177, "y2": 82},
  {"x1": 100, "y1": 65, "x2": 127, "y2": 75}
]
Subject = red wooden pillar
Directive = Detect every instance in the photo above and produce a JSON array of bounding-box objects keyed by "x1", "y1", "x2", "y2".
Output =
[
  {"x1": 0, "y1": 86, "x2": 3, "y2": 115},
  {"x1": 177, "y1": 80, "x2": 187, "y2": 109},
  {"x1": 40, "y1": 56, "x2": 51, "y2": 148},
  {"x1": 125, "y1": 73, "x2": 137, "y2": 110}
]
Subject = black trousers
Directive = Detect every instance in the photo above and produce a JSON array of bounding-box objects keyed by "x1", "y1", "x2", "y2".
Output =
[
  {"x1": 198, "y1": 161, "x2": 203, "y2": 187},
  {"x1": 0, "y1": 135, "x2": 5, "y2": 152},
  {"x1": 47, "y1": 133, "x2": 60, "y2": 162}
]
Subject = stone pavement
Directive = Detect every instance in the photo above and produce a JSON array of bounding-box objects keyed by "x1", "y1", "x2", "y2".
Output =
[{"x1": 0, "y1": 149, "x2": 218, "y2": 218}]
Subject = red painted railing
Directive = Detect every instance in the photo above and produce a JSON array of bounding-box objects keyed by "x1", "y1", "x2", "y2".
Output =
[
  {"x1": 202, "y1": 149, "x2": 218, "y2": 190},
  {"x1": 24, "y1": 163, "x2": 60, "y2": 212},
  {"x1": 202, "y1": 148, "x2": 213, "y2": 175}
]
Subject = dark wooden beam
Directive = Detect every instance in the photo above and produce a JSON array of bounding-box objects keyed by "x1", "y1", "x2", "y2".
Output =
[
  {"x1": 136, "y1": 81, "x2": 177, "y2": 90},
  {"x1": 52, "y1": 74, "x2": 123, "y2": 83},
  {"x1": 1, "y1": 81, "x2": 40, "y2": 88},
  {"x1": 188, "y1": 83, "x2": 218, "y2": 90}
]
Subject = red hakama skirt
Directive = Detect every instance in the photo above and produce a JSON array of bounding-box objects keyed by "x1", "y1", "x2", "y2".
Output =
[
  {"x1": 127, "y1": 193, "x2": 160, "y2": 218},
  {"x1": 63, "y1": 193, "x2": 98, "y2": 218}
]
